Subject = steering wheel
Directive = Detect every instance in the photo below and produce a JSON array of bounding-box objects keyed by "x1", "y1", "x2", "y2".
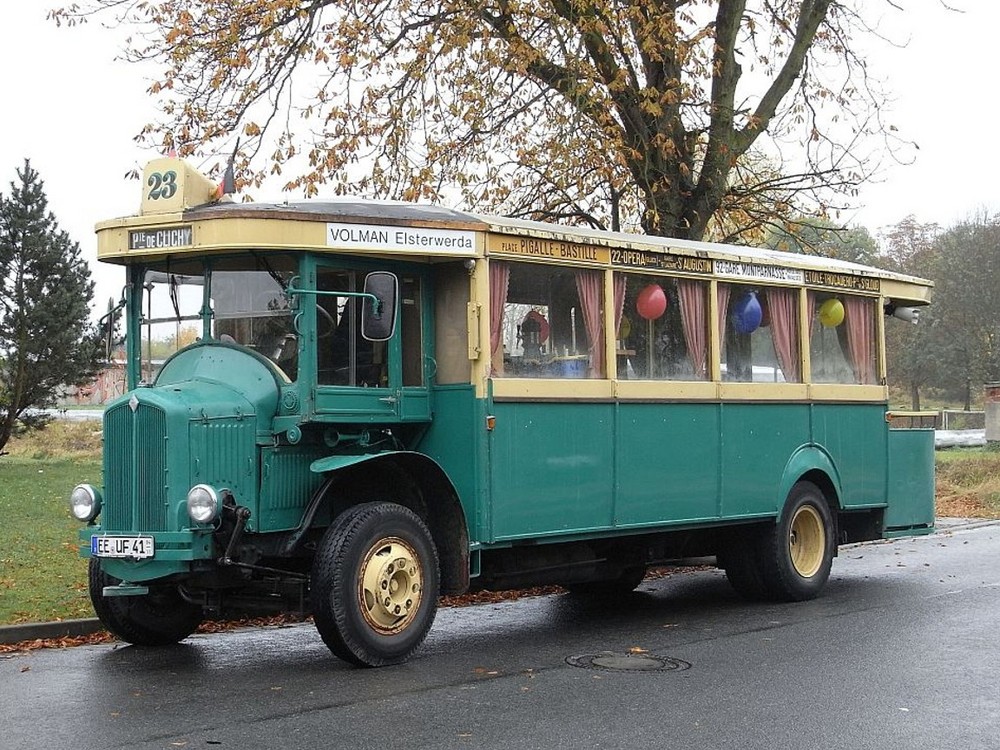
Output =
[{"x1": 317, "y1": 304, "x2": 337, "y2": 339}]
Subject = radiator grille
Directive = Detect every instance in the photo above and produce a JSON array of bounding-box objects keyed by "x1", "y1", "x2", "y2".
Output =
[{"x1": 102, "y1": 400, "x2": 168, "y2": 532}]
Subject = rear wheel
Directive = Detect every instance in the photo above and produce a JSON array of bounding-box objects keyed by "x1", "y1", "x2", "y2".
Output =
[
  {"x1": 311, "y1": 502, "x2": 440, "y2": 667},
  {"x1": 721, "y1": 481, "x2": 835, "y2": 602},
  {"x1": 759, "y1": 481, "x2": 835, "y2": 600},
  {"x1": 88, "y1": 558, "x2": 203, "y2": 646}
]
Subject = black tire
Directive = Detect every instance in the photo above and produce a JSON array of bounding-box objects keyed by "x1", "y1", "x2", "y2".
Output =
[
  {"x1": 758, "y1": 481, "x2": 835, "y2": 601},
  {"x1": 563, "y1": 566, "x2": 647, "y2": 598},
  {"x1": 88, "y1": 558, "x2": 203, "y2": 646},
  {"x1": 311, "y1": 502, "x2": 440, "y2": 667}
]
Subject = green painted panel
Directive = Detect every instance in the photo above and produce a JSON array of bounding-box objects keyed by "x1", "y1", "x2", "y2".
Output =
[
  {"x1": 489, "y1": 402, "x2": 614, "y2": 539},
  {"x1": 614, "y1": 403, "x2": 721, "y2": 525},
  {"x1": 810, "y1": 404, "x2": 887, "y2": 508},
  {"x1": 259, "y1": 446, "x2": 327, "y2": 532},
  {"x1": 720, "y1": 404, "x2": 811, "y2": 517},
  {"x1": 399, "y1": 387, "x2": 432, "y2": 421},
  {"x1": 189, "y1": 417, "x2": 258, "y2": 526},
  {"x1": 416, "y1": 385, "x2": 484, "y2": 542},
  {"x1": 314, "y1": 386, "x2": 397, "y2": 419},
  {"x1": 885, "y1": 428, "x2": 935, "y2": 529}
]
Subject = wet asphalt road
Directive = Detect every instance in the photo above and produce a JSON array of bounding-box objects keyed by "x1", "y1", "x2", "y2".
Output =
[{"x1": 3, "y1": 521, "x2": 999, "y2": 750}]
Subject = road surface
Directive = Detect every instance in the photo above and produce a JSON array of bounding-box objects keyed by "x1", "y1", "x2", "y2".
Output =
[{"x1": 3, "y1": 521, "x2": 998, "y2": 750}]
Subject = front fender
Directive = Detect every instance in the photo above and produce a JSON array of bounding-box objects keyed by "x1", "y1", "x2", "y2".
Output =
[
  {"x1": 309, "y1": 453, "x2": 383, "y2": 474},
  {"x1": 308, "y1": 451, "x2": 470, "y2": 594}
]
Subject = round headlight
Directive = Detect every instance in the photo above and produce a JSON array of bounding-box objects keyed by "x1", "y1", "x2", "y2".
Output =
[
  {"x1": 70, "y1": 484, "x2": 102, "y2": 522},
  {"x1": 186, "y1": 484, "x2": 220, "y2": 523}
]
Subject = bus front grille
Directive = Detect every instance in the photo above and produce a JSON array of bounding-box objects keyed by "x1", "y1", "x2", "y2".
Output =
[{"x1": 103, "y1": 400, "x2": 168, "y2": 532}]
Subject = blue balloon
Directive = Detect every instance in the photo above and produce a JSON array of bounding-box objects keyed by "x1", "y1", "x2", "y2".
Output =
[{"x1": 732, "y1": 291, "x2": 762, "y2": 334}]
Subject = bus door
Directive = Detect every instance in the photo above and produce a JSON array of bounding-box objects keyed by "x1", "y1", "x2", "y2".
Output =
[{"x1": 313, "y1": 265, "x2": 430, "y2": 422}]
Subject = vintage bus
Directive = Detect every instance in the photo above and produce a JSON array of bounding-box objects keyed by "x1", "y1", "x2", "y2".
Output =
[{"x1": 70, "y1": 157, "x2": 935, "y2": 667}]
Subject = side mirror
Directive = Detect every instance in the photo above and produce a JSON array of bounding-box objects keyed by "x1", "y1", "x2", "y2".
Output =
[{"x1": 361, "y1": 271, "x2": 398, "y2": 342}]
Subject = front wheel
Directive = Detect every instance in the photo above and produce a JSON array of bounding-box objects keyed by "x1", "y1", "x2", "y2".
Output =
[
  {"x1": 88, "y1": 558, "x2": 203, "y2": 646},
  {"x1": 311, "y1": 502, "x2": 440, "y2": 667}
]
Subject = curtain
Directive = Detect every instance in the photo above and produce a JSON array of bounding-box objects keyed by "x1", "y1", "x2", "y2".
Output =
[
  {"x1": 844, "y1": 296, "x2": 876, "y2": 384},
  {"x1": 489, "y1": 261, "x2": 510, "y2": 376},
  {"x1": 677, "y1": 279, "x2": 707, "y2": 379},
  {"x1": 613, "y1": 274, "x2": 626, "y2": 342},
  {"x1": 716, "y1": 283, "x2": 732, "y2": 360},
  {"x1": 575, "y1": 270, "x2": 605, "y2": 378},
  {"x1": 807, "y1": 290, "x2": 817, "y2": 341},
  {"x1": 767, "y1": 287, "x2": 800, "y2": 382}
]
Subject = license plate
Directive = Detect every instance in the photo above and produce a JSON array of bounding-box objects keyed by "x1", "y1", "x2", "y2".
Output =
[{"x1": 91, "y1": 535, "x2": 155, "y2": 559}]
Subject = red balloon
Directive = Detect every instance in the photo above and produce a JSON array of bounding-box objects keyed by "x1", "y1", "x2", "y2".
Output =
[{"x1": 636, "y1": 284, "x2": 667, "y2": 320}]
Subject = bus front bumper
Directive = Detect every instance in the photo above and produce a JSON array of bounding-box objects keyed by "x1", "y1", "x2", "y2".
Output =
[{"x1": 80, "y1": 528, "x2": 215, "y2": 583}]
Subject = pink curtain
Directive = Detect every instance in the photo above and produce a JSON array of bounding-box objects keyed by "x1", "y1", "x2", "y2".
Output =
[
  {"x1": 677, "y1": 279, "x2": 707, "y2": 379},
  {"x1": 844, "y1": 296, "x2": 876, "y2": 384},
  {"x1": 489, "y1": 262, "x2": 510, "y2": 376},
  {"x1": 716, "y1": 283, "x2": 732, "y2": 358},
  {"x1": 766, "y1": 287, "x2": 800, "y2": 382},
  {"x1": 807, "y1": 291, "x2": 817, "y2": 341},
  {"x1": 613, "y1": 275, "x2": 626, "y2": 341},
  {"x1": 575, "y1": 270, "x2": 605, "y2": 378}
]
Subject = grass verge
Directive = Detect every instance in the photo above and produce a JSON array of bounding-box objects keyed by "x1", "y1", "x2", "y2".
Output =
[{"x1": 935, "y1": 447, "x2": 1000, "y2": 518}]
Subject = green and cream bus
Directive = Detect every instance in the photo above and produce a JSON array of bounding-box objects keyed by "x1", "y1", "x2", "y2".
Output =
[{"x1": 70, "y1": 157, "x2": 935, "y2": 667}]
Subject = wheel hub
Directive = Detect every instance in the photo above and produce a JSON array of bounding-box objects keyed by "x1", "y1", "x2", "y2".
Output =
[
  {"x1": 788, "y1": 504, "x2": 824, "y2": 578},
  {"x1": 358, "y1": 537, "x2": 423, "y2": 634}
]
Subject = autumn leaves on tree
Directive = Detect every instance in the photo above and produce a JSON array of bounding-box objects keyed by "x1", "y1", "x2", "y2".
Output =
[{"x1": 51, "y1": 1, "x2": 902, "y2": 243}]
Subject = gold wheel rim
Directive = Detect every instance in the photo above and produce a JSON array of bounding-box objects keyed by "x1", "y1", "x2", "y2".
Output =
[
  {"x1": 358, "y1": 536, "x2": 423, "y2": 635},
  {"x1": 789, "y1": 505, "x2": 825, "y2": 578}
]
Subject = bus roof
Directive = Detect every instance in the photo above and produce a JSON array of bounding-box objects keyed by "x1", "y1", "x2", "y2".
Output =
[{"x1": 96, "y1": 158, "x2": 932, "y2": 304}]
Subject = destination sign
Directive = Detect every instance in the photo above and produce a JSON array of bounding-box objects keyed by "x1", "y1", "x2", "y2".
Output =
[
  {"x1": 804, "y1": 270, "x2": 880, "y2": 292},
  {"x1": 610, "y1": 248, "x2": 712, "y2": 275},
  {"x1": 715, "y1": 259, "x2": 804, "y2": 283},
  {"x1": 128, "y1": 225, "x2": 193, "y2": 251},
  {"x1": 487, "y1": 235, "x2": 610, "y2": 263}
]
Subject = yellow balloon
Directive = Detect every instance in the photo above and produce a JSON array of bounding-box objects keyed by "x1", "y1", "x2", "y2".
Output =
[{"x1": 819, "y1": 298, "x2": 845, "y2": 327}]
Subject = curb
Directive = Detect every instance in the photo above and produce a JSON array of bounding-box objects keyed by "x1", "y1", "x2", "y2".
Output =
[
  {"x1": 0, "y1": 618, "x2": 105, "y2": 646},
  {"x1": 933, "y1": 517, "x2": 999, "y2": 533}
]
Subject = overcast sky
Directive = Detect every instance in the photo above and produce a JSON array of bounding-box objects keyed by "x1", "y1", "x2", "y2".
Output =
[{"x1": 0, "y1": 3, "x2": 995, "y2": 313}]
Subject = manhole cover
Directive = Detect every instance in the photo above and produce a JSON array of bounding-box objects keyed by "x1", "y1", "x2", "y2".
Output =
[{"x1": 565, "y1": 652, "x2": 691, "y2": 673}]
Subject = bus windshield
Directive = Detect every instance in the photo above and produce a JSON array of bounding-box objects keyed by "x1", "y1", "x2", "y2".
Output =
[{"x1": 139, "y1": 257, "x2": 299, "y2": 381}]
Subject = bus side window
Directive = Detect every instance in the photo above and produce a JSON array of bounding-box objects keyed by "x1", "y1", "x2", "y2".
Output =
[
  {"x1": 618, "y1": 273, "x2": 709, "y2": 381},
  {"x1": 810, "y1": 292, "x2": 876, "y2": 385},
  {"x1": 718, "y1": 283, "x2": 801, "y2": 384},
  {"x1": 492, "y1": 261, "x2": 606, "y2": 379},
  {"x1": 317, "y1": 268, "x2": 388, "y2": 387}
]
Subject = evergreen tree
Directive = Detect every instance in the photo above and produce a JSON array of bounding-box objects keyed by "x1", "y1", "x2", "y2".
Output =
[{"x1": 0, "y1": 160, "x2": 101, "y2": 452}]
